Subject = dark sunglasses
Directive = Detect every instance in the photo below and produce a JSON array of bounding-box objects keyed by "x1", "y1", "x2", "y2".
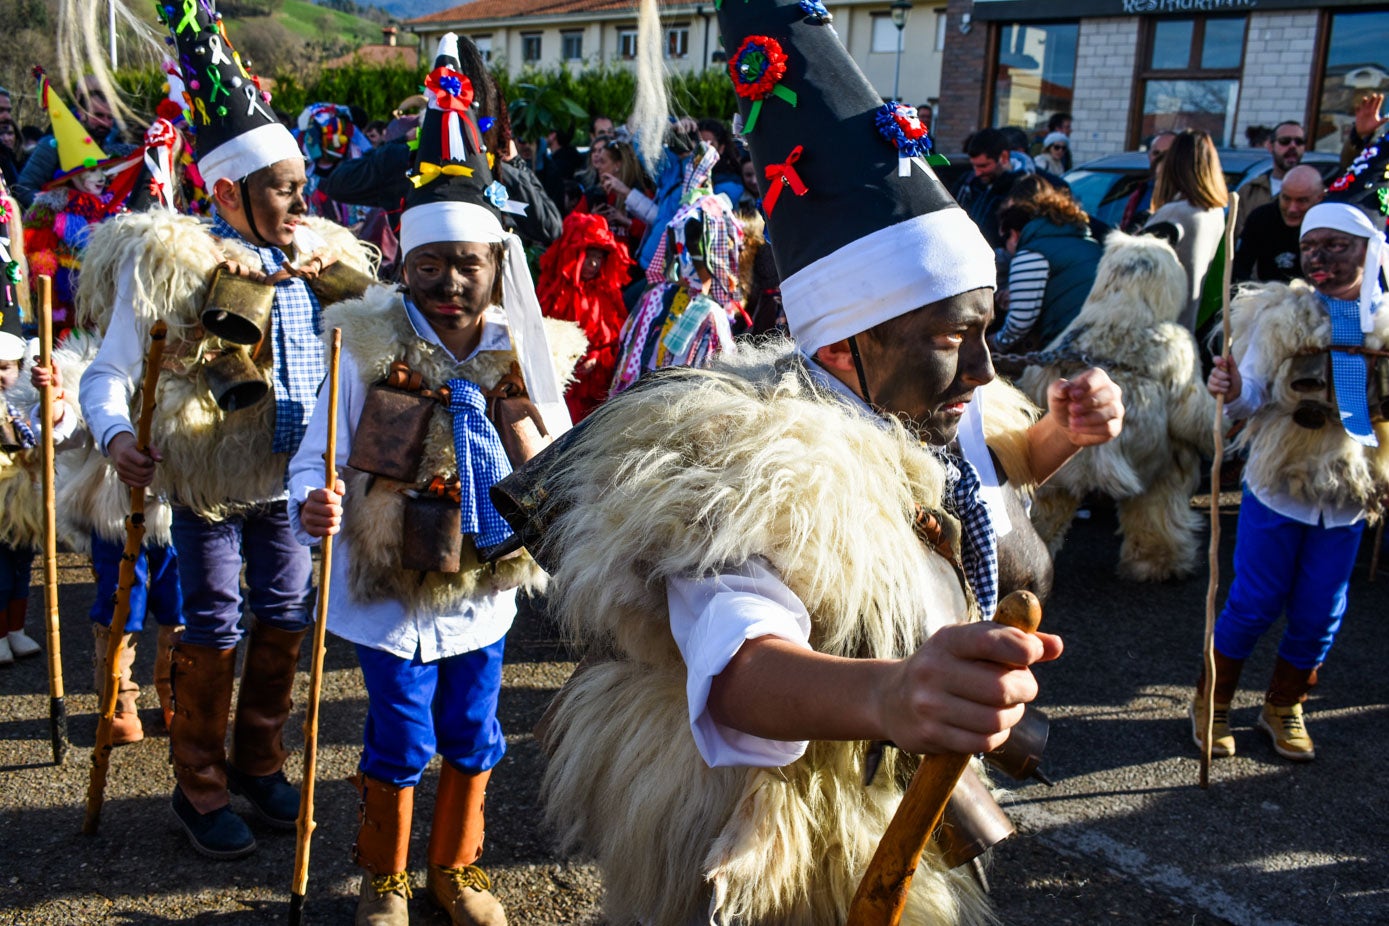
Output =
[
  {"x1": 1049, "y1": 143, "x2": 1066, "y2": 150},
  {"x1": 1275, "y1": 135, "x2": 1306, "y2": 146}
]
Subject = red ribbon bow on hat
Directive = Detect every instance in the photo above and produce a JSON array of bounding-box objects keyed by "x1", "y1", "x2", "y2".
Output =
[{"x1": 763, "y1": 145, "x2": 808, "y2": 215}]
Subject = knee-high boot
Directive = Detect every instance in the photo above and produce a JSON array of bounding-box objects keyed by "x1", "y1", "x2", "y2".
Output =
[
  {"x1": 169, "y1": 642, "x2": 255, "y2": 858},
  {"x1": 228, "y1": 620, "x2": 308, "y2": 829},
  {"x1": 426, "y1": 763, "x2": 507, "y2": 926},
  {"x1": 92, "y1": 624, "x2": 143, "y2": 745},
  {"x1": 353, "y1": 773, "x2": 414, "y2": 926},
  {"x1": 153, "y1": 624, "x2": 184, "y2": 732}
]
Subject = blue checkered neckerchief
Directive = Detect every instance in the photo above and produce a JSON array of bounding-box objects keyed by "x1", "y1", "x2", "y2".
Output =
[
  {"x1": 209, "y1": 215, "x2": 324, "y2": 455},
  {"x1": 930, "y1": 445, "x2": 999, "y2": 619},
  {"x1": 446, "y1": 378, "x2": 515, "y2": 549},
  {"x1": 1320, "y1": 292, "x2": 1378, "y2": 448},
  {"x1": 5, "y1": 399, "x2": 35, "y2": 450}
]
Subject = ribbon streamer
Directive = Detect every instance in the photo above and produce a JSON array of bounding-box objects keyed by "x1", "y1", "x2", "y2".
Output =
[
  {"x1": 206, "y1": 33, "x2": 231, "y2": 65},
  {"x1": 176, "y1": 0, "x2": 201, "y2": 34},
  {"x1": 744, "y1": 85, "x2": 798, "y2": 135},
  {"x1": 763, "y1": 145, "x2": 808, "y2": 215},
  {"x1": 243, "y1": 83, "x2": 275, "y2": 121}
]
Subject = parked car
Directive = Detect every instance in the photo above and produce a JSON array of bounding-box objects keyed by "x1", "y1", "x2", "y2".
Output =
[{"x1": 1063, "y1": 149, "x2": 1342, "y2": 230}]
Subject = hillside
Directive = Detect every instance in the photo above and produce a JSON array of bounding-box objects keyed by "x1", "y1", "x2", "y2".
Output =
[{"x1": 282, "y1": 0, "x2": 384, "y2": 43}]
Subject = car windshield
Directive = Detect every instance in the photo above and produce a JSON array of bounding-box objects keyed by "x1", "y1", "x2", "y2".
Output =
[{"x1": 1067, "y1": 170, "x2": 1147, "y2": 227}]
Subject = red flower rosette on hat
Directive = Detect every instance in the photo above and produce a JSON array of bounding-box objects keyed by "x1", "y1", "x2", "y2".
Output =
[
  {"x1": 875, "y1": 102, "x2": 950, "y2": 177},
  {"x1": 420, "y1": 64, "x2": 482, "y2": 175},
  {"x1": 729, "y1": 36, "x2": 797, "y2": 134}
]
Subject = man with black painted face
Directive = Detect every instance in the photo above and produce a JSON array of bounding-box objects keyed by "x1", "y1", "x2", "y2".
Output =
[
  {"x1": 288, "y1": 33, "x2": 583, "y2": 926},
  {"x1": 76, "y1": 1, "x2": 376, "y2": 861}
]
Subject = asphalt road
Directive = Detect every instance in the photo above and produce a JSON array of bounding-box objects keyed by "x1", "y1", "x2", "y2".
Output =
[{"x1": 1, "y1": 498, "x2": 1386, "y2": 925}]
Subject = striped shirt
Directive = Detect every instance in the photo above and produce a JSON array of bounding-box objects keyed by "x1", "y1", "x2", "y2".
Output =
[{"x1": 995, "y1": 249, "x2": 1050, "y2": 350}]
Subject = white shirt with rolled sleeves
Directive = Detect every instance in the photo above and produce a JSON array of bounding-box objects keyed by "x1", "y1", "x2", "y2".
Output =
[
  {"x1": 286, "y1": 299, "x2": 516, "y2": 663},
  {"x1": 1223, "y1": 334, "x2": 1367, "y2": 527},
  {"x1": 77, "y1": 263, "x2": 149, "y2": 455},
  {"x1": 668, "y1": 356, "x2": 1009, "y2": 769}
]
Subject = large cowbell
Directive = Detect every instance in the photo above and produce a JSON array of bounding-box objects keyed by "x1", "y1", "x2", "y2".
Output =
[{"x1": 201, "y1": 267, "x2": 275, "y2": 346}]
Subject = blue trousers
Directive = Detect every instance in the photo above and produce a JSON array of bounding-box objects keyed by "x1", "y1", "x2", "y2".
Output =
[
  {"x1": 88, "y1": 533, "x2": 185, "y2": 633},
  {"x1": 169, "y1": 502, "x2": 313, "y2": 649},
  {"x1": 0, "y1": 541, "x2": 33, "y2": 605},
  {"x1": 355, "y1": 637, "x2": 507, "y2": 788},
  {"x1": 1215, "y1": 489, "x2": 1364, "y2": 669}
]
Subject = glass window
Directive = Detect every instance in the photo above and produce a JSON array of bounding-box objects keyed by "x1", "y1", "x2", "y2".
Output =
[
  {"x1": 1313, "y1": 9, "x2": 1389, "y2": 153},
  {"x1": 521, "y1": 33, "x2": 542, "y2": 64},
  {"x1": 990, "y1": 22, "x2": 1079, "y2": 135},
  {"x1": 1135, "y1": 17, "x2": 1245, "y2": 146},
  {"x1": 871, "y1": 14, "x2": 900, "y2": 54},
  {"x1": 618, "y1": 28, "x2": 638, "y2": 60},
  {"x1": 473, "y1": 35, "x2": 492, "y2": 63},
  {"x1": 935, "y1": 11, "x2": 948, "y2": 53},
  {"x1": 1150, "y1": 19, "x2": 1195, "y2": 70},
  {"x1": 666, "y1": 25, "x2": 689, "y2": 59},
  {"x1": 562, "y1": 31, "x2": 583, "y2": 61}
]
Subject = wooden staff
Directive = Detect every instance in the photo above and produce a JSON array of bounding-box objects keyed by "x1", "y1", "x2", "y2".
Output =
[
  {"x1": 1199, "y1": 192, "x2": 1239, "y2": 790},
  {"x1": 37, "y1": 275, "x2": 67, "y2": 765},
  {"x1": 289, "y1": 328, "x2": 342, "y2": 926},
  {"x1": 847, "y1": 590, "x2": 1042, "y2": 926},
  {"x1": 83, "y1": 320, "x2": 168, "y2": 835}
]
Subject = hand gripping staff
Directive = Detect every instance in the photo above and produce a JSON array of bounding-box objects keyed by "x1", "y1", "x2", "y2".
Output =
[
  {"x1": 1200, "y1": 192, "x2": 1239, "y2": 790},
  {"x1": 83, "y1": 320, "x2": 168, "y2": 834},
  {"x1": 847, "y1": 589, "x2": 1042, "y2": 926},
  {"x1": 289, "y1": 327, "x2": 341, "y2": 926},
  {"x1": 38, "y1": 275, "x2": 67, "y2": 764}
]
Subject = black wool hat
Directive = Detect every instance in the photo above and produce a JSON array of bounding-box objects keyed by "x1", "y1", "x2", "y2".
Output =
[{"x1": 716, "y1": 0, "x2": 996, "y2": 352}]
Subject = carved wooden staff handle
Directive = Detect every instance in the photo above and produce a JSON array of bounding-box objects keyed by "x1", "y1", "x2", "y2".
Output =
[{"x1": 847, "y1": 589, "x2": 1042, "y2": 926}]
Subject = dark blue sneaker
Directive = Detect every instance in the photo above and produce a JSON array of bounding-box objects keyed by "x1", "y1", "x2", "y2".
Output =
[
  {"x1": 227, "y1": 765, "x2": 300, "y2": 830},
  {"x1": 170, "y1": 787, "x2": 256, "y2": 859}
]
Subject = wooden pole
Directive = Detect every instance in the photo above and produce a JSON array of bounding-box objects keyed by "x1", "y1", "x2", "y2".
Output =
[
  {"x1": 1200, "y1": 192, "x2": 1239, "y2": 790},
  {"x1": 847, "y1": 590, "x2": 1042, "y2": 926},
  {"x1": 37, "y1": 275, "x2": 67, "y2": 765},
  {"x1": 83, "y1": 321, "x2": 167, "y2": 834},
  {"x1": 288, "y1": 328, "x2": 342, "y2": 926}
]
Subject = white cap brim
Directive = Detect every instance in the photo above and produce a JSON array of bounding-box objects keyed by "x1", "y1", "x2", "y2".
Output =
[
  {"x1": 198, "y1": 122, "x2": 305, "y2": 189},
  {"x1": 400, "y1": 201, "x2": 506, "y2": 255}
]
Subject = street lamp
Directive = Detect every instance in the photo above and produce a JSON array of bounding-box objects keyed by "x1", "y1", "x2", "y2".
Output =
[{"x1": 890, "y1": 0, "x2": 913, "y2": 103}]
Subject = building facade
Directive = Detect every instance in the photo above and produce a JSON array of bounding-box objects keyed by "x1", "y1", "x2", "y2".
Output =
[
  {"x1": 407, "y1": 0, "x2": 951, "y2": 115},
  {"x1": 936, "y1": 0, "x2": 1389, "y2": 162}
]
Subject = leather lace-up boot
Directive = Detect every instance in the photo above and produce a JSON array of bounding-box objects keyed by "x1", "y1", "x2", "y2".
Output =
[
  {"x1": 1259, "y1": 657, "x2": 1318, "y2": 761},
  {"x1": 1190, "y1": 650, "x2": 1244, "y2": 758},
  {"x1": 426, "y1": 764, "x2": 506, "y2": 926},
  {"x1": 353, "y1": 773, "x2": 414, "y2": 926}
]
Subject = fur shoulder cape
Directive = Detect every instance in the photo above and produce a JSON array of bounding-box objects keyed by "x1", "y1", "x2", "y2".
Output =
[
  {"x1": 537, "y1": 340, "x2": 989, "y2": 926},
  {"x1": 75, "y1": 211, "x2": 376, "y2": 521},
  {"x1": 329, "y1": 286, "x2": 587, "y2": 615},
  {"x1": 1229, "y1": 280, "x2": 1389, "y2": 514}
]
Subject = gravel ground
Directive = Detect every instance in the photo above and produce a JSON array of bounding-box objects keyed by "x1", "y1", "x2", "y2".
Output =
[{"x1": 1, "y1": 500, "x2": 1385, "y2": 925}]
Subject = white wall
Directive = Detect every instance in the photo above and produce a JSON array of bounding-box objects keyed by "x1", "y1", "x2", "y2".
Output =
[
  {"x1": 1234, "y1": 10, "x2": 1319, "y2": 146},
  {"x1": 1069, "y1": 17, "x2": 1139, "y2": 163}
]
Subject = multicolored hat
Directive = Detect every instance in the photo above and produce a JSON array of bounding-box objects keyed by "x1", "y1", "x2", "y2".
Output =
[
  {"x1": 296, "y1": 103, "x2": 370, "y2": 164},
  {"x1": 716, "y1": 0, "x2": 995, "y2": 354},
  {"x1": 32, "y1": 67, "x2": 108, "y2": 185},
  {"x1": 154, "y1": 0, "x2": 302, "y2": 188}
]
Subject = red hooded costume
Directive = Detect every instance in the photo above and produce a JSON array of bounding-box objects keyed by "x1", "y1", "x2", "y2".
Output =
[{"x1": 537, "y1": 212, "x2": 633, "y2": 421}]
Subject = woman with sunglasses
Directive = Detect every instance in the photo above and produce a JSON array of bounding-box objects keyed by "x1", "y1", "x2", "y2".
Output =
[{"x1": 1034, "y1": 131, "x2": 1070, "y2": 175}]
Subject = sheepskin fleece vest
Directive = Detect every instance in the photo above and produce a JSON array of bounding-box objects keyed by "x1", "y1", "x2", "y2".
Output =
[
  {"x1": 50, "y1": 332, "x2": 171, "y2": 552},
  {"x1": 538, "y1": 341, "x2": 994, "y2": 926},
  {"x1": 1230, "y1": 280, "x2": 1389, "y2": 515},
  {"x1": 0, "y1": 441, "x2": 42, "y2": 551},
  {"x1": 329, "y1": 288, "x2": 587, "y2": 615},
  {"x1": 76, "y1": 210, "x2": 375, "y2": 521}
]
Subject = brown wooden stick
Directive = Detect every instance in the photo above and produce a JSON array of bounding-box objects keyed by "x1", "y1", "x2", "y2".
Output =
[
  {"x1": 83, "y1": 321, "x2": 168, "y2": 835},
  {"x1": 1369, "y1": 518, "x2": 1383, "y2": 583},
  {"x1": 1200, "y1": 192, "x2": 1239, "y2": 790},
  {"x1": 37, "y1": 275, "x2": 67, "y2": 765},
  {"x1": 847, "y1": 590, "x2": 1042, "y2": 926},
  {"x1": 289, "y1": 328, "x2": 342, "y2": 926}
]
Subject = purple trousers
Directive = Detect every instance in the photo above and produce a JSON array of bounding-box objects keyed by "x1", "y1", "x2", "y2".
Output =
[{"x1": 170, "y1": 501, "x2": 313, "y2": 650}]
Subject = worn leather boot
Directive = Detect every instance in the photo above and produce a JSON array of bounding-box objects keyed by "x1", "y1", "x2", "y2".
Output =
[
  {"x1": 169, "y1": 642, "x2": 255, "y2": 858},
  {"x1": 353, "y1": 773, "x2": 415, "y2": 926},
  {"x1": 1260, "y1": 657, "x2": 1318, "y2": 761},
  {"x1": 227, "y1": 620, "x2": 308, "y2": 830},
  {"x1": 426, "y1": 764, "x2": 506, "y2": 926},
  {"x1": 1190, "y1": 650, "x2": 1244, "y2": 758},
  {"x1": 153, "y1": 624, "x2": 184, "y2": 732},
  {"x1": 92, "y1": 624, "x2": 144, "y2": 746}
]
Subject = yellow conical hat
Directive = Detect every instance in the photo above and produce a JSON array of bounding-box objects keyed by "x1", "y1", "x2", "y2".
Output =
[{"x1": 35, "y1": 68, "x2": 108, "y2": 177}]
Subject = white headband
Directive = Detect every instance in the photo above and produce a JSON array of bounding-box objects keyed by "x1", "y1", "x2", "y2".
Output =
[
  {"x1": 399, "y1": 200, "x2": 505, "y2": 255},
  {"x1": 1301, "y1": 202, "x2": 1386, "y2": 333},
  {"x1": 198, "y1": 122, "x2": 305, "y2": 189}
]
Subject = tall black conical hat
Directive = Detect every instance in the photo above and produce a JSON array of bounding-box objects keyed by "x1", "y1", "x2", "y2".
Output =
[
  {"x1": 156, "y1": 1, "x2": 301, "y2": 188},
  {"x1": 716, "y1": 0, "x2": 995, "y2": 352},
  {"x1": 404, "y1": 34, "x2": 495, "y2": 212}
]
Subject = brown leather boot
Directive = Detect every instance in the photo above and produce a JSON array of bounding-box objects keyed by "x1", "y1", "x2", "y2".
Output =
[
  {"x1": 353, "y1": 773, "x2": 415, "y2": 926},
  {"x1": 153, "y1": 624, "x2": 184, "y2": 732},
  {"x1": 1260, "y1": 657, "x2": 1319, "y2": 761},
  {"x1": 1190, "y1": 650, "x2": 1244, "y2": 758},
  {"x1": 228, "y1": 621, "x2": 308, "y2": 829},
  {"x1": 92, "y1": 624, "x2": 143, "y2": 746},
  {"x1": 426, "y1": 764, "x2": 506, "y2": 926},
  {"x1": 169, "y1": 642, "x2": 255, "y2": 858}
]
